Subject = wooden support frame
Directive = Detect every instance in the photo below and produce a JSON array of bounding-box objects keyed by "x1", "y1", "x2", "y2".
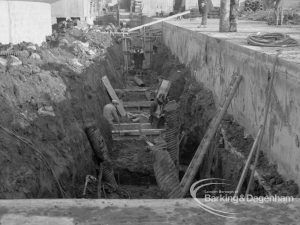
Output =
[{"x1": 170, "y1": 74, "x2": 243, "y2": 198}]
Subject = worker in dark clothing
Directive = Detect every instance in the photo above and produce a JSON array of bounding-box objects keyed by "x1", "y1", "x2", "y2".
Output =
[
  {"x1": 133, "y1": 48, "x2": 145, "y2": 72},
  {"x1": 153, "y1": 45, "x2": 158, "y2": 54},
  {"x1": 138, "y1": 49, "x2": 145, "y2": 69},
  {"x1": 133, "y1": 49, "x2": 139, "y2": 69},
  {"x1": 149, "y1": 94, "x2": 166, "y2": 128}
]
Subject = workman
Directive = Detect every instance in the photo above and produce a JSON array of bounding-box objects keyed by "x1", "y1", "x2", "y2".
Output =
[
  {"x1": 133, "y1": 48, "x2": 145, "y2": 71},
  {"x1": 103, "y1": 100, "x2": 120, "y2": 127},
  {"x1": 133, "y1": 49, "x2": 139, "y2": 69},
  {"x1": 198, "y1": 0, "x2": 213, "y2": 27},
  {"x1": 138, "y1": 49, "x2": 145, "y2": 69},
  {"x1": 149, "y1": 94, "x2": 166, "y2": 128}
]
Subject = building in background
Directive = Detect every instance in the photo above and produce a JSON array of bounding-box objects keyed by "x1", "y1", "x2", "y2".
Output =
[
  {"x1": 142, "y1": 0, "x2": 175, "y2": 16},
  {"x1": 184, "y1": 0, "x2": 220, "y2": 9},
  {"x1": 0, "y1": 0, "x2": 58, "y2": 45},
  {"x1": 282, "y1": 0, "x2": 299, "y2": 9},
  {"x1": 51, "y1": 0, "x2": 99, "y2": 23}
]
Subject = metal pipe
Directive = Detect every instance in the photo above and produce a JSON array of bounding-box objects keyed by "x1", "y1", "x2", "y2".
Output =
[{"x1": 128, "y1": 11, "x2": 191, "y2": 32}]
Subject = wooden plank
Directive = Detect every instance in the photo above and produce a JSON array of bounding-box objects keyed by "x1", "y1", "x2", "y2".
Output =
[
  {"x1": 115, "y1": 88, "x2": 149, "y2": 92},
  {"x1": 101, "y1": 76, "x2": 127, "y2": 117},
  {"x1": 124, "y1": 101, "x2": 152, "y2": 108},
  {"x1": 113, "y1": 123, "x2": 152, "y2": 130},
  {"x1": 112, "y1": 129, "x2": 164, "y2": 136},
  {"x1": 171, "y1": 74, "x2": 243, "y2": 198},
  {"x1": 156, "y1": 80, "x2": 171, "y2": 98}
]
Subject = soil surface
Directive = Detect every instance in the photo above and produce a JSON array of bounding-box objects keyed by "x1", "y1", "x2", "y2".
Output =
[{"x1": 0, "y1": 24, "x2": 124, "y2": 198}]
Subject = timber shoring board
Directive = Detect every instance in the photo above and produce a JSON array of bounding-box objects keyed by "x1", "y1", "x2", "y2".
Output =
[
  {"x1": 102, "y1": 76, "x2": 127, "y2": 117},
  {"x1": 112, "y1": 129, "x2": 164, "y2": 136},
  {"x1": 124, "y1": 101, "x2": 152, "y2": 108},
  {"x1": 113, "y1": 123, "x2": 152, "y2": 130}
]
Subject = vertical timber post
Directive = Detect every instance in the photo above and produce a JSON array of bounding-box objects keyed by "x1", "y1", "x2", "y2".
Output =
[
  {"x1": 117, "y1": 1, "x2": 120, "y2": 26},
  {"x1": 144, "y1": 28, "x2": 151, "y2": 69},
  {"x1": 122, "y1": 33, "x2": 129, "y2": 84},
  {"x1": 229, "y1": 0, "x2": 239, "y2": 32},
  {"x1": 219, "y1": 0, "x2": 230, "y2": 32}
]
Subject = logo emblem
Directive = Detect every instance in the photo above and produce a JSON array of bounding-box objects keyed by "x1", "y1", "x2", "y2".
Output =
[{"x1": 190, "y1": 178, "x2": 237, "y2": 219}]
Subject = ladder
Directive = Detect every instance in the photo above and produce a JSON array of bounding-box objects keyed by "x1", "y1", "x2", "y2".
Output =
[{"x1": 170, "y1": 73, "x2": 243, "y2": 198}]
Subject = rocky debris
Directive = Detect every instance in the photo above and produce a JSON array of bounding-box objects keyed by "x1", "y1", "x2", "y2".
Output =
[
  {"x1": 0, "y1": 57, "x2": 7, "y2": 66},
  {"x1": 68, "y1": 58, "x2": 84, "y2": 73},
  {"x1": 29, "y1": 65, "x2": 41, "y2": 74},
  {"x1": 30, "y1": 53, "x2": 41, "y2": 60},
  {"x1": 37, "y1": 105, "x2": 55, "y2": 117},
  {"x1": 8, "y1": 55, "x2": 22, "y2": 66},
  {"x1": 27, "y1": 45, "x2": 37, "y2": 51},
  {"x1": 18, "y1": 50, "x2": 30, "y2": 59},
  {"x1": 59, "y1": 39, "x2": 69, "y2": 45}
]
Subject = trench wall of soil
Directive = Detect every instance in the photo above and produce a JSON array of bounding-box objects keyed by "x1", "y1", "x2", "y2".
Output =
[
  {"x1": 0, "y1": 29, "x2": 124, "y2": 198},
  {"x1": 162, "y1": 21, "x2": 300, "y2": 187}
]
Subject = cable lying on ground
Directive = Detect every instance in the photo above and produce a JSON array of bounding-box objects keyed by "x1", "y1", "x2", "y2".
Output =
[{"x1": 247, "y1": 32, "x2": 298, "y2": 47}]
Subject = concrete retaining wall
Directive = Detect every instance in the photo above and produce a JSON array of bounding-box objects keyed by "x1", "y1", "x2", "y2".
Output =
[
  {"x1": 0, "y1": 0, "x2": 54, "y2": 45},
  {"x1": 162, "y1": 22, "x2": 300, "y2": 186}
]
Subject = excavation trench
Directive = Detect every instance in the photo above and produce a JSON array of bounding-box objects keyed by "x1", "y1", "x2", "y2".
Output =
[
  {"x1": 0, "y1": 25, "x2": 298, "y2": 199},
  {"x1": 95, "y1": 42, "x2": 298, "y2": 199},
  {"x1": 82, "y1": 42, "x2": 272, "y2": 199}
]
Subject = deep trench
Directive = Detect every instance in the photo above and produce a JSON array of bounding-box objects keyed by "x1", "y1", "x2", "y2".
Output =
[
  {"x1": 1, "y1": 28, "x2": 297, "y2": 200},
  {"x1": 80, "y1": 41, "x2": 269, "y2": 199}
]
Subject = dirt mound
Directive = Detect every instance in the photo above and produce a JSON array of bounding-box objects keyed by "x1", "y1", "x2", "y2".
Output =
[{"x1": 0, "y1": 25, "x2": 124, "y2": 198}]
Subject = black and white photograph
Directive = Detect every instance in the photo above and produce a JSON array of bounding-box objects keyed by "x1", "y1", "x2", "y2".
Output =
[{"x1": 0, "y1": 0, "x2": 299, "y2": 224}]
